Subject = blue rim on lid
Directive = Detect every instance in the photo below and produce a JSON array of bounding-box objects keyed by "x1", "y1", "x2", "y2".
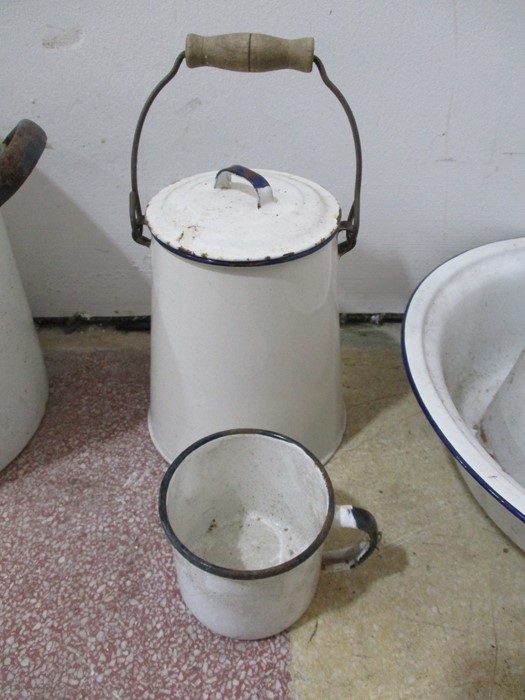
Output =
[{"x1": 145, "y1": 168, "x2": 341, "y2": 266}]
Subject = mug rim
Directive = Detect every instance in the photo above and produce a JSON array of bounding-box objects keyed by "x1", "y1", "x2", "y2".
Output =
[{"x1": 158, "y1": 428, "x2": 336, "y2": 580}]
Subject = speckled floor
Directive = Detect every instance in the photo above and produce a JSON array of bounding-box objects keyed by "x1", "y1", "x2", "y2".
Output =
[{"x1": 1, "y1": 325, "x2": 525, "y2": 699}]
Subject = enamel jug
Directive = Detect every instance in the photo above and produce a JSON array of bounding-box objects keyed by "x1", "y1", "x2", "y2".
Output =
[
  {"x1": 0, "y1": 120, "x2": 48, "y2": 470},
  {"x1": 130, "y1": 33, "x2": 362, "y2": 463}
]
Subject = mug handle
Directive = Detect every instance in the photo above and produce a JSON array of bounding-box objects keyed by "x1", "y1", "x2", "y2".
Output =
[{"x1": 322, "y1": 505, "x2": 380, "y2": 572}]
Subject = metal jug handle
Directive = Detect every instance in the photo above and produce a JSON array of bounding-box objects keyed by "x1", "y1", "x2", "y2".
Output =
[{"x1": 130, "y1": 33, "x2": 362, "y2": 256}]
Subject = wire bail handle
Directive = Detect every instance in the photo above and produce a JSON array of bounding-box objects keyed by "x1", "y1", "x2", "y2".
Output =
[{"x1": 130, "y1": 33, "x2": 362, "y2": 256}]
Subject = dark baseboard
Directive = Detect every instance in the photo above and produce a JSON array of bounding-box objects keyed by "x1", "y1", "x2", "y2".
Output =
[{"x1": 34, "y1": 312, "x2": 403, "y2": 333}]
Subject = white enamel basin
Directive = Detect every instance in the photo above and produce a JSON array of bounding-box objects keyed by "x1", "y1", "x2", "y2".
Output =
[{"x1": 402, "y1": 237, "x2": 525, "y2": 551}]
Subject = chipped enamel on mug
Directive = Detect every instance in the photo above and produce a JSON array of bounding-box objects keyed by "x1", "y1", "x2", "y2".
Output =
[{"x1": 159, "y1": 430, "x2": 379, "y2": 640}]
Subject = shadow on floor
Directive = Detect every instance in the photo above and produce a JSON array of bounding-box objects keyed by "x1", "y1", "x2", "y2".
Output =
[
  {"x1": 340, "y1": 343, "x2": 410, "y2": 445},
  {"x1": 292, "y1": 485, "x2": 409, "y2": 629}
]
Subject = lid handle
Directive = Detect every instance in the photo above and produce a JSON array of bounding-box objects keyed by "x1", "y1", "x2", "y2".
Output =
[
  {"x1": 214, "y1": 165, "x2": 274, "y2": 208},
  {"x1": 186, "y1": 33, "x2": 314, "y2": 73}
]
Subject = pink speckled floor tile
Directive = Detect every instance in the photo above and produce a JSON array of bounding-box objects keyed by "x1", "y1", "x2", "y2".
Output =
[{"x1": 1, "y1": 350, "x2": 291, "y2": 699}]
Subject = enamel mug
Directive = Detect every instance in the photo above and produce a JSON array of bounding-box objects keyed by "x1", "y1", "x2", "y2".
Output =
[
  {"x1": 159, "y1": 430, "x2": 379, "y2": 640},
  {"x1": 130, "y1": 33, "x2": 363, "y2": 464}
]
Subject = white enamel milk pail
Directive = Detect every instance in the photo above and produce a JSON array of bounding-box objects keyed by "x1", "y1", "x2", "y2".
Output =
[{"x1": 129, "y1": 33, "x2": 363, "y2": 463}]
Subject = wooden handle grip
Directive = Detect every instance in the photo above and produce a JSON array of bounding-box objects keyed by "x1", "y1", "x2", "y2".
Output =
[{"x1": 185, "y1": 33, "x2": 314, "y2": 73}]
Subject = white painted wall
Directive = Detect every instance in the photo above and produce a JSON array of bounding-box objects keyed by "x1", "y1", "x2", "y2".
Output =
[{"x1": 1, "y1": 1, "x2": 525, "y2": 317}]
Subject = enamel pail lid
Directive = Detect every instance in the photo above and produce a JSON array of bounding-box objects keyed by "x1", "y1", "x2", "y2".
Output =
[{"x1": 145, "y1": 165, "x2": 341, "y2": 265}]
